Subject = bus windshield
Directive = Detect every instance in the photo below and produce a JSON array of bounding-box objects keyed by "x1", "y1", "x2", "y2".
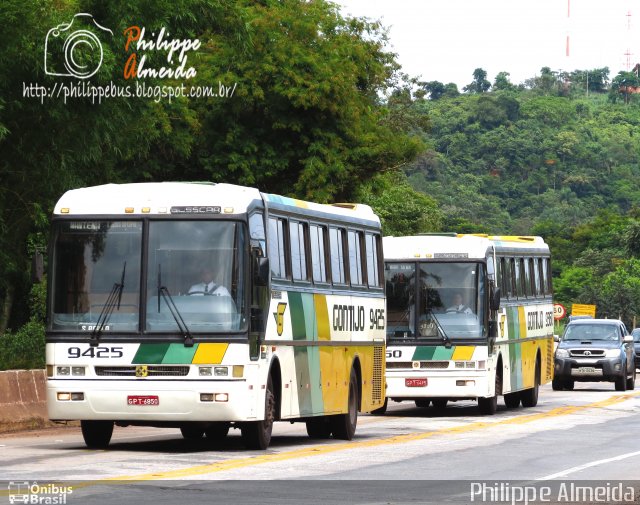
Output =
[
  {"x1": 50, "y1": 220, "x2": 247, "y2": 334},
  {"x1": 145, "y1": 221, "x2": 247, "y2": 333},
  {"x1": 385, "y1": 261, "x2": 486, "y2": 341},
  {"x1": 50, "y1": 221, "x2": 143, "y2": 331}
]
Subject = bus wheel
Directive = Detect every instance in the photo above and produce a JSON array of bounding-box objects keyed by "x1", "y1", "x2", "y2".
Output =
[
  {"x1": 306, "y1": 417, "x2": 333, "y2": 439},
  {"x1": 180, "y1": 424, "x2": 205, "y2": 440},
  {"x1": 415, "y1": 399, "x2": 430, "y2": 409},
  {"x1": 521, "y1": 361, "x2": 540, "y2": 407},
  {"x1": 370, "y1": 398, "x2": 388, "y2": 415},
  {"x1": 432, "y1": 398, "x2": 448, "y2": 409},
  {"x1": 205, "y1": 422, "x2": 230, "y2": 440},
  {"x1": 81, "y1": 420, "x2": 114, "y2": 449},
  {"x1": 478, "y1": 369, "x2": 501, "y2": 415},
  {"x1": 332, "y1": 368, "x2": 358, "y2": 440},
  {"x1": 504, "y1": 392, "x2": 521, "y2": 408},
  {"x1": 242, "y1": 375, "x2": 275, "y2": 450}
]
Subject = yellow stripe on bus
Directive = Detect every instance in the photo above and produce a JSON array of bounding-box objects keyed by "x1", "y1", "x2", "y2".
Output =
[
  {"x1": 451, "y1": 346, "x2": 475, "y2": 360},
  {"x1": 191, "y1": 343, "x2": 229, "y2": 364}
]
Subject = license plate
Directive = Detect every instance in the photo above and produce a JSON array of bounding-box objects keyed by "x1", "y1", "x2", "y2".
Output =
[
  {"x1": 405, "y1": 378, "x2": 427, "y2": 387},
  {"x1": 577, "y1": 367, "x2": 596, "y2": 373},
  {"x1": 127, "y1": 395, "x2": 159, "y2": 406}
]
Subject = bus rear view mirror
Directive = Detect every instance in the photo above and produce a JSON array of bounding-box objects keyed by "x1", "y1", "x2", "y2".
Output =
[{"x1": 490, "y1": 287, "x2": 501, "y2": 311}]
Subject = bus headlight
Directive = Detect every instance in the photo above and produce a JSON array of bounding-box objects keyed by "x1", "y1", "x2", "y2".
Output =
[{"x1": 57, "y1": 366, "x2": 70, "y2": 376}]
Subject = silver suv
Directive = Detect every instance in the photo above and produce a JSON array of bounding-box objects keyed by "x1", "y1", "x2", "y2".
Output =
[{"x1": 553, "y1": 319, "x2": 636, "y2": 391}]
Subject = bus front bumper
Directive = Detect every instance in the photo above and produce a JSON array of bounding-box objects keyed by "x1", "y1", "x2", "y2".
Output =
[
  {"x1": 47, "y1": 379, "x2": 260, "y2": 422},
  {"x1": 386, "y1": 372, "x2": 491, "y2": 400}
]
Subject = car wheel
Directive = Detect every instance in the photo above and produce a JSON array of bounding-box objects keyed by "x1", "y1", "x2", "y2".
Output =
[
  {"x1": 615, "y1": 374, "x2": 626, "y2": 391},
  {"x1": 551, "y1": 378, "x2": 564, "y2": 391},
  {"x1": 626, "y1": 369, "x2": 636, "y2": 390}
]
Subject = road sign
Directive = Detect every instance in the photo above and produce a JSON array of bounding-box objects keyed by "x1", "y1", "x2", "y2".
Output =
[
  {"x1": 572, "y1": 303, "x2": 596, "y2": 318},
  {"x1": 553, "y1": 303, "x2": 566, "y2": 320}
]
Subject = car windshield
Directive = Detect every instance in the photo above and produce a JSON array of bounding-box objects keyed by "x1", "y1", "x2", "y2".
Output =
[
  {"x1": 385, "y1": 261, "x2": 486, "y2": 340},
  {"x1": 563, "y1": 324, "x2": 620, "y2": 341},
  {"x1": 50, "y1": 221, "x2": 142, "y2": 331}
]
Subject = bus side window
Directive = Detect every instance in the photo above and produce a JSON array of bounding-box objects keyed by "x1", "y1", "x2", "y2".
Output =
[
  {"x1": 310, "y1": 224, "x2": 328, "y2": 283},
  {"x1": 509, "y1": 257, "x2": 517, "y2": 299},
  {"x1": 290, "y1": 220, "x2": 308, "y2": 282},
  {"x1": 347, "y1": 230, "x2": 364, "y2": 286},
  {"x1": 364, "y1": 233, "x2": 381, "y2": 288},
  {"x1": 514, "y1": 258, "x2": 524, "y2": 298},
  {"x1": 268, "y1": 217, "x2": 288, "y2": 279},
  {"x1": 329, "y1": 227, "x2": 346, "y2": 285},
  {"x1": 544, "y1": 258, "x2": 552, "y2": 295}
]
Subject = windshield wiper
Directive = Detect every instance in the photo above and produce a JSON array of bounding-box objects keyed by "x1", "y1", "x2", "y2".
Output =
[
  {"x1": 426, "y1": 310, "x2": 452, "y2": 348},
  {"x1": 91, "y1": 262, "x2": 126, "y2": 346},
  {"x1": 157, "y1": 264, "x2": 193, "y2": 347}
]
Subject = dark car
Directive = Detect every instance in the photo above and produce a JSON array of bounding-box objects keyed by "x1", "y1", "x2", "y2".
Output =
[
  {"x1": 553, "y1": 319, "x2": 636, "y2": 391},
  {"x1": 632, "y1": 328, "x2": 640, "y2": 370}
]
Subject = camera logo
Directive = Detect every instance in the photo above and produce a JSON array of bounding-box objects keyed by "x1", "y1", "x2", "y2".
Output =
[{"x1": 45, "y1": 13, "x2": 113, "y2": 79}]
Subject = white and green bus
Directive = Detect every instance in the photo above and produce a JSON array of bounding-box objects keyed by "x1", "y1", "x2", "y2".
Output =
[
  {"x1": 381, "y1": 234, "x2": 554, "y2": 415},
  {"x1": 46, "y1": 182, "x2": 385, "y2": 449}
]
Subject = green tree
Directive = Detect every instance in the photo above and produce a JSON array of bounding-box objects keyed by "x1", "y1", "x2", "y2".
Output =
[{"x1": 463, "y1": 68, "x2": 491, "y2": 94}]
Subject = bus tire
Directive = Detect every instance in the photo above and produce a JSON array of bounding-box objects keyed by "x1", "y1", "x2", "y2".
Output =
[
  {"x1": 81, "y1": 420, "x2": 114, "y2": 449},
  {"x1": 370, "y1": 398, "x2": 388, "y2": 415},
  {"x1": 305, "y1": 417, "x2": 333, "y2": 439},
  {"x1": 521, "y1": 358, "x2": 540, "y2": 408},
  {"x1": 504, "y1": 392, "x2": 521, "y2": 408},
  {"x1": 180, "y1": 424, "x2": 205, "y2": 440},
  {"x1": 331, "y1": 367, "x2": 358, "y2": 440},
  {"x1": 205, "y1": 422, "x2": 230, "y2": 440},
  {"x1": 415, "y1": 399, "x2": 430, "y2": 409},
  {"x1": 241, "y1": 375, "x2": 275, "y2": 450},
  {"x1": 432, "y1": 398, "x2": 448, "y2": 409}
]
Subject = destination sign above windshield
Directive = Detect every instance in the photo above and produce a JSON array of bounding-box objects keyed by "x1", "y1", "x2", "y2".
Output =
[{"x1": 170, "y1": 206, "x2": 221, "y2": 214}]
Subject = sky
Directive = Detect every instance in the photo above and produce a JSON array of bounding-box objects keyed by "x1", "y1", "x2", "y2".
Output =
[{"x1": 335, "y1": 0, "x2": 640, "y2": 89}]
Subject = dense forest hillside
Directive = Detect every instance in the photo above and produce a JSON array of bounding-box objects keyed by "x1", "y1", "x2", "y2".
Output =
[{"x1": 404, "y1": 68, "x2": 640, "y2": 326}]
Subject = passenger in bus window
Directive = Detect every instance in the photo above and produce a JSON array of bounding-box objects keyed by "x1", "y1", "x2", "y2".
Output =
[
  {"x1": 188, "y1": 267, "x2": 230, "y2": 296},
  {"x1": 446, "y1": 293, "x2": 472, "y2": 314}
]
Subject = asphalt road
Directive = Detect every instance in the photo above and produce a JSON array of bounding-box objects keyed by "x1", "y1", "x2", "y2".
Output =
[{"x1": 2, "y1": 382, "x2": 639, "y2": 504}]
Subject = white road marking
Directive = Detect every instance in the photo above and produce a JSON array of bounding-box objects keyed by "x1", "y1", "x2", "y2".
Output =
[{"x1": 537, "y1": 450, "x2": 640, "y2": 480}]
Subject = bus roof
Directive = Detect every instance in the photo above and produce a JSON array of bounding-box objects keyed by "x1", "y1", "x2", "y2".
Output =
[
  {"x1": 53, "y1": 182, "x2": 379, "y2": 224},
  {"x1": 383, "y1": 234, "x2": 549, "y2": 260}
]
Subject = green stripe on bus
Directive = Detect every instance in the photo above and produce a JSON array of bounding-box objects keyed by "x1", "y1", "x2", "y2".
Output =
[
  {"x1": 507, "y1": 307, "x2": 519, "y2": 340},
  {"x1": 308, "y1": 345, "x2": 323, "y2": 413},
  {"x1": 132, "y1": 343, "x2": 171, "y2": 364},
  {"x1": 412, "y1": 347, "x2": 437, "y2": 360},
  {"x1": 161, "y1": 343, "x2": 198, "y2": 364},
  {"x1": 294, "y1": 346, "x2": 313, "y2": 415},
  {"x1": 301, "y1": 293, "x2": 317, "y2": 340},
  {"x1": 432, "y1": 346, "x2": 455, "y2": 360},
  {"x1": 289, "y1": 292, "x2": 307, "y2": 340},
  {"x1": 509, "y1": 342, "x2": 519, "y2": 390}
]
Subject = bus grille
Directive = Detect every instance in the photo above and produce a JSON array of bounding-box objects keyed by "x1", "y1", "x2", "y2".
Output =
[
  {"x1": 94, "y1": 366, "x2": 190, "y2": 377},
  {"x1": 372, "y1": 346, "x2": 383, "y2": 402},
  {"x1": 386, "y1": 361, "x2": 449, "y2": 369}
]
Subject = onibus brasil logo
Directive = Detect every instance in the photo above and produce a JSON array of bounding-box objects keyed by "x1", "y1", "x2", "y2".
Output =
[
  {"x1": 8, "y1": 481, "x2": 73, "y2": 504},
  {"x1": 44, "y1": 13, "x2": 113, "y2": 79}
]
